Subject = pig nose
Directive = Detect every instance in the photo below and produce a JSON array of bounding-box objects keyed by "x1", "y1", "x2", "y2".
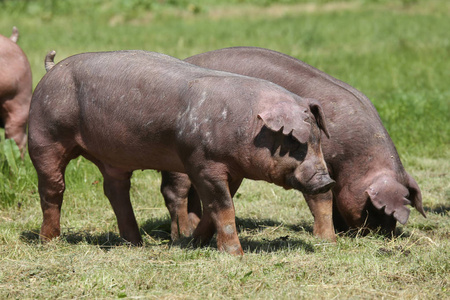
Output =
[{"x1": 309, "y1": 174, "x2": 335, "y2": 195}]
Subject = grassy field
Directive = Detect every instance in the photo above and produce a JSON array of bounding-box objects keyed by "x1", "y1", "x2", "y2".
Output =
[{"x1": 1, "y1": 0, "x2": 449, "y2": 298}]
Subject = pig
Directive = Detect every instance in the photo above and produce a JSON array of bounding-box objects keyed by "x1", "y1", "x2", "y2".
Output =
[
  {"x1": 158, "y1": 47, "x2": 426, "y2": 241},
  {"x1": 32, "y1": 50, "x2": 334, "y2": 255},
  {"x1": 0, "y1": 27, "x2": 32, "y2": 154}
]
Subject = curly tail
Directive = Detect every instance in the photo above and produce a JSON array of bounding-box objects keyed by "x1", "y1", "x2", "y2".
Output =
[
  {"x1": 10, "y1": 26, "x2": 19, "y2": 43},
  {"x1": 45, "y1": 50, "x2": 57, "y2": 72}
]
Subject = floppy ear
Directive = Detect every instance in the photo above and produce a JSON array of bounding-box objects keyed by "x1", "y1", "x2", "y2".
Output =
[
  {"x1": 405, "y1": 172, "x2": 426, "y2": 218},
  {"x1": 257, "y1": 101, "x2": 310, "y2": 144},
  {"x1": 365, "y1": 175, "x2": 412, "y2": 224},
  {"x1": 307, "y1": 98, "x2": 330, "y2": 139}
]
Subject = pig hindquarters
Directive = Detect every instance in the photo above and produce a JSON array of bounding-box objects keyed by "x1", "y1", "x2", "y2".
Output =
[{"x1": 0, "y1": 27, "x2": 32, "y2": 155}]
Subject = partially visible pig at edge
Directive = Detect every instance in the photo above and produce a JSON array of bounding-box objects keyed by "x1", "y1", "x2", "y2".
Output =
[{"x1": 0, "y1": 27, "x2": 32, "y2": 155}]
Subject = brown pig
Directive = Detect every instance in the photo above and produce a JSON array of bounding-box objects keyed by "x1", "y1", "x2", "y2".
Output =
[
  {"x1": 0, "y1": 27, "x2": 32, "y2": 154},
  {"x1": 32, "y1": 50, "x2": 334, "y2": 255},
  {"x1": 158, "y1": 47, "x2": 426, "y2": 241}
]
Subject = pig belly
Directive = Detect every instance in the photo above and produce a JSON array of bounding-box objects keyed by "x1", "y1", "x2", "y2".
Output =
[{"x1": 78, "y1": 136, "x2": 186, "y2": 173}]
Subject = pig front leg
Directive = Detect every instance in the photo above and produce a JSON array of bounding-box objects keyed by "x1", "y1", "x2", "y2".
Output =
[
  {"x1": 304, "y1": 190, "x2": 336, "y2": 241},
  {"x1": 99, "y1": 165, "x2": 142, "y2": 246},
  {"x1": 190, "y1": 169, "x2": 244, "y2": 255},
  {"x1": 161, "y1": 171, "x2": 201, "y2": 240}
]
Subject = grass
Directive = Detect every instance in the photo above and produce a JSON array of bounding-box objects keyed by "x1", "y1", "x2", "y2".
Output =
[
  {"x1": 0, "y1": 0, "x2": 449, "y2": 298},
  {"x1": 1, "y1": 0, "x2": 448, "y2": 158}
]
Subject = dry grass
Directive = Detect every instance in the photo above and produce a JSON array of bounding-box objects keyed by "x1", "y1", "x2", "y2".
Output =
[{"x1": 0, "y1": 157, "x2": 448, "y2": 299}]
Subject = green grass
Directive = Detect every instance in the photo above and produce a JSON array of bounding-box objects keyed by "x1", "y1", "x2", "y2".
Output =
[
  {"x1": 1, "y1": 0, "x2": 448, "y2": 158},
  {"x1": 1, "y1": 0, "x2": 449, "y2": 298}
]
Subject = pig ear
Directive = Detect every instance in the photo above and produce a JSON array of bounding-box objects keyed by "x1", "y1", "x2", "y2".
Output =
[
  {"x1": 365, "y1": 175, "x2": 412, "y2": 225},
  {"x1": 405, "y1": 172, "x2": 426, "y2": 218},
  {"x1": 257, "y1": 101, "x2": 311, "y2": 144},
  {"x1": 307, "y1": 98, "x2": 330, "y2": 139}
]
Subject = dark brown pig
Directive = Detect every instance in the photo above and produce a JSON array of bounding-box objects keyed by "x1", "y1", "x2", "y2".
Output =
[
  {"x1": 159, "y1": 47, "x2": 426, "y2": 241},
  {"x1": 31, "y1": 50, "x2": 334, "y2": 255},
  {"x1": 0, "y1": 27, "x2": 32, "y2": 154}
]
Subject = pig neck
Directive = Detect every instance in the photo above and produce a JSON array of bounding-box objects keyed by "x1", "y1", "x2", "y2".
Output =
[{"x1": 242, "y1": 147, "x2": 287, "y2": 186}]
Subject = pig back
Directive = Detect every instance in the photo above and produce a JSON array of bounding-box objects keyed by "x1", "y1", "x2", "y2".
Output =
[
  {"x1": 30, "y1": 51, "x2": 211, "y2": 171},
  {"x1": 185, "y1": 47, "x2": 401, "y2": 171},
  {"x1": 30, "y1": 50, "x2": 284, "y2": 173}
]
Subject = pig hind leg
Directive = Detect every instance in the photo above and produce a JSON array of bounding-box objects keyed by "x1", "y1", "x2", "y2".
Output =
[
  {"x1": 161, "y1": 171, "x2": 201, "y2": 241},
  {"x1": 30, "y1": 143, "x2": 78, "y2": 242},
  {"x1": 86, "y1": 157, "x2": 142, "y2": 246}
]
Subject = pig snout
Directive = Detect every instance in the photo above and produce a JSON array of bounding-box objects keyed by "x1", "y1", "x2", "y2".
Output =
[
  {"x1": 305, "y1": 172, "x2": 335, "y2": 195},
  {"x1": 291, "y1": 161, "x2": 335, "y2": 195}
]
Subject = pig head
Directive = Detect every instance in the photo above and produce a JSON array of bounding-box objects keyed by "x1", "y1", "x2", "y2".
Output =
[
  {"x1": 33, "y1": 50, "x2": 333, "y2": 255},
  {"x1": 334, "y1": 168, "x2": 423, "y2": 234},
  {"x1": 0, "y1": 27, "x2": 32, "y2": 155},
  {"x1": 159, "y1": 47, "x2": 425, "y2": 241}
]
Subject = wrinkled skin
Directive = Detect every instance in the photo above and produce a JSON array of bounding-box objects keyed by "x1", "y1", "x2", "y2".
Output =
[
  {"x1": 160, "y1": 47, "x2": 426, "y2": 241},
  {"x1": 0, "y1": 27, "x2": 32, "y2": 155},
  {"x1": 31, "y1": 50, "x2": 334, "y2": 255}
]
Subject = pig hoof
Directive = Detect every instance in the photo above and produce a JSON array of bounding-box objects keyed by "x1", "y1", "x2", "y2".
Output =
[
  {"x1": 40, "y1": 228, "x2": 60, "y2": 243},
  {"x1": 220, "y1": 243, "x2": 244, "y2": 256},
  {"x1": 319, "y1": 234, "x2": 337, "y2": 243},
  {"x1": 122, "y1": 235, "x2": 143, "y2": 246}
]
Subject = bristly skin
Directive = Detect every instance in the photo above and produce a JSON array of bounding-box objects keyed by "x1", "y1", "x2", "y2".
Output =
[
  {"x1": 159, "y1": 46, "x2": 426, "y2": 241},
  {"x1": 33, "y1": 50, "x2": 333, "y2": 255}
]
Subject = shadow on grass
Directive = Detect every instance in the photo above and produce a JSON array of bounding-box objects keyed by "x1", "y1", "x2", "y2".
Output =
[
  {"x1": 333, "y1": 225, "x2": 413, "y2": 240},
  {"x1": 20, "y1": 228, "x2": 131, "y2": 250},
  {"x1": 239, "y1": 236, "x2": 316, "y2": 253},
  {"x1": 20, "y1": 215, "x2": 412, "y2": 253},
  {"x1": 19, "y1": 218, "x2": 174, "y2": 249},
  {"x1": 237, "y1": 217, "x2": 316, "y2": 253},
  {"x1": 140, "y1": 217, "x2": 172, "y2": 241},
  {"x1": 235, "y1": 217, "x2": 314, "y2": 233},
  {"x1": 140, "y1": 216, "x2": 317, "y2": 253},
  {"x1": 423, "y1": 205, "x2": 450, "y2": 215}
]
